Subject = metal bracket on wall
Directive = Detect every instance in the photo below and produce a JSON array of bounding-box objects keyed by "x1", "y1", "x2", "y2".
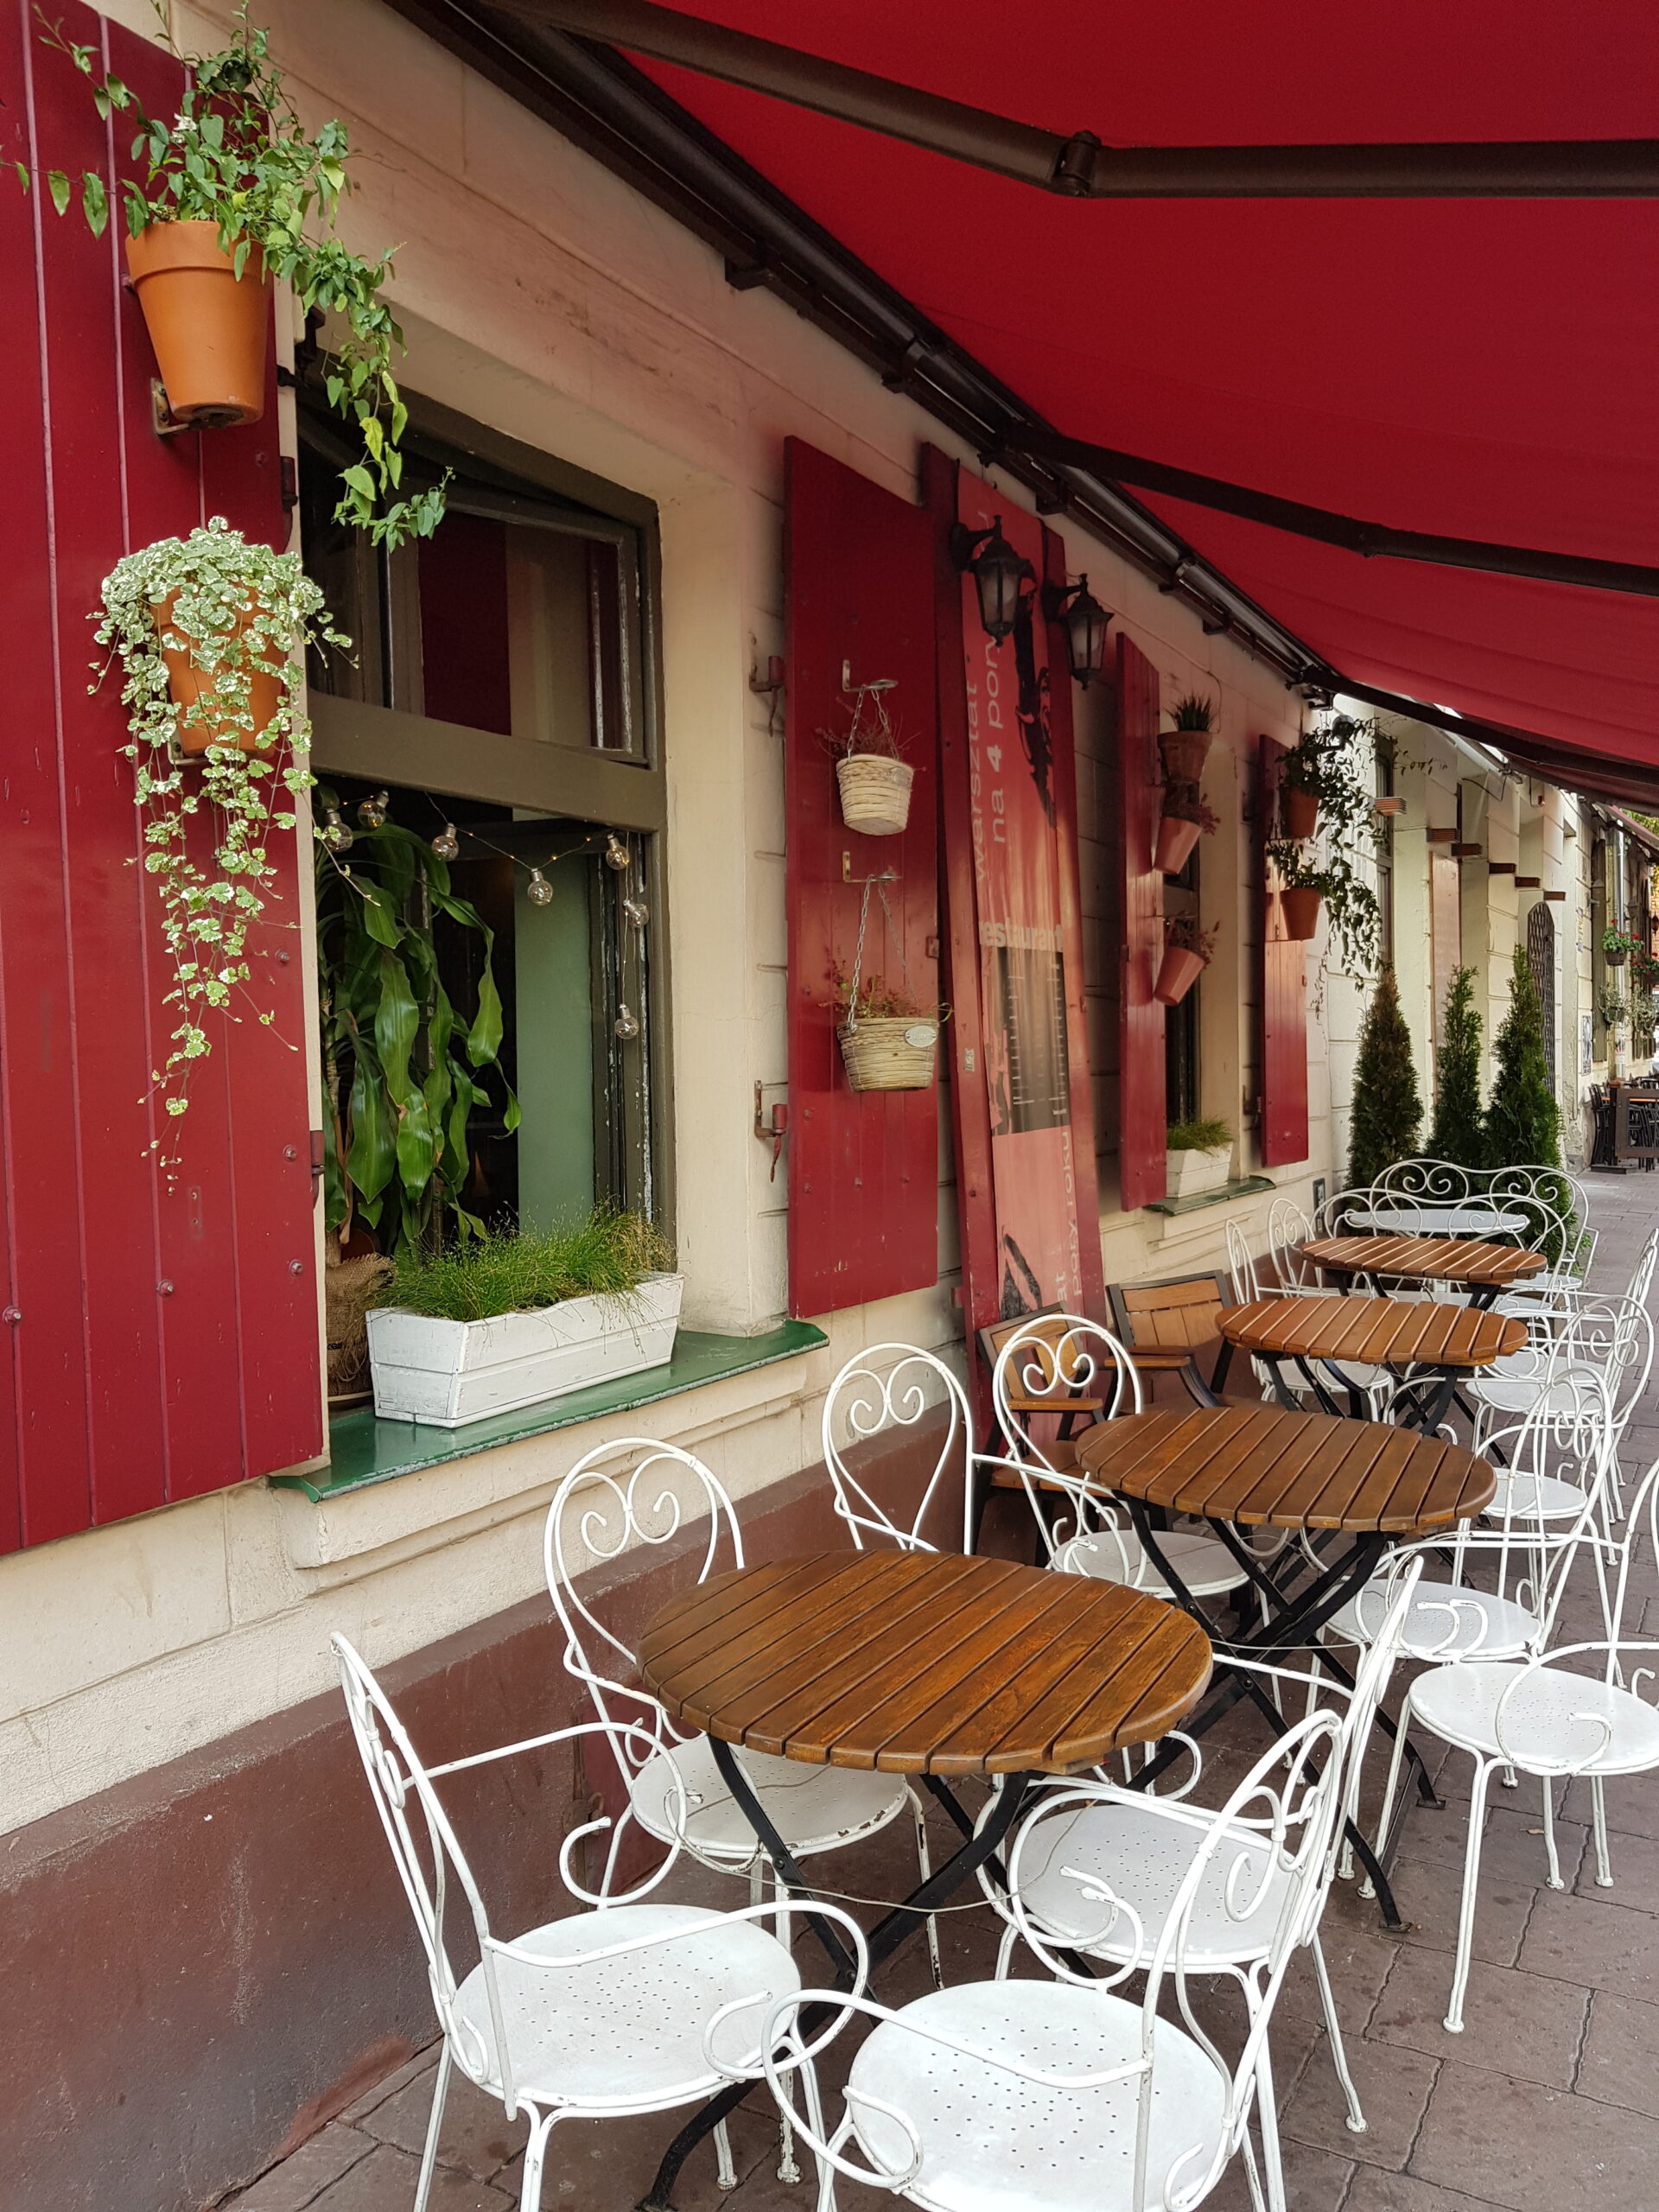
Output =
[
  {"x1": 149, "y1": 378, "x2": 193, "y2": 439},
  {"x1": 842, "y1": 853, "x2": 899, "y2": 885},
  {"x1": 753, "y1": 1080, "x2": 789, "y2": 1182},
  {"x1": 748, "y1": 652, "x2": 785, "y2": 737}
]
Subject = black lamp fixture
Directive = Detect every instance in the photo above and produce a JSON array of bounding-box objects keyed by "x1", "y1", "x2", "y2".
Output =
[
  {"x1": 1299, "y1": 679, "x2": 1336, "y2": 710},
  {"x1": 1042, "y1": 572, "x2": 1113, "y2": 689},
  {"x1": 950, "y1": 514, "x2": 1034, "y2": 643}
]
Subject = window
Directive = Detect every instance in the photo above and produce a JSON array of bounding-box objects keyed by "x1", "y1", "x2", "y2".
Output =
[
  {"x1": 1161, "y1": 844, "x2": 1199, "y2": 1127},
  {"x1": 300, "y1": 395, "x2": 669, "y2": 1236}
]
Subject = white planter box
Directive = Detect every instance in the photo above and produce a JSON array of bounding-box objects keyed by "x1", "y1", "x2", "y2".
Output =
[
  {"x1": 1165, "y1": 1148, "x2": 1234, "y2": 1199},
  {"x1": 366, "y1": 1274, "x2": 684, "y2": 1427}
]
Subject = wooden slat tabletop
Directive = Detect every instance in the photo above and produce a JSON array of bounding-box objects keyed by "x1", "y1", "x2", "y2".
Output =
[
  {"x1": 638, "y1": 1552, "x2": 1212, "y2": 1777},
  {"x1": 1219, "y1": 1294, "x2": 1526, "y2": 1370},
  {"x1": 1300, "y1": 1234, "x2": 1546, "y2": 1287},
  {"x1": 1075, "y1": 1405, "x2": 1497, "y2": 1532}
]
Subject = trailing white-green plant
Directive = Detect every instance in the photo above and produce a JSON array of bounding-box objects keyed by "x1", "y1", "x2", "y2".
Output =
[
  {"x1": 24, "y1": 4, "x2": 444, "y2": 548},
  {"x1": 1268, "y1": 711, "x2": 1388, "y2": 982},
  {"x1": 94, "y1": 518, "x2": 342, "y2": 1126}
]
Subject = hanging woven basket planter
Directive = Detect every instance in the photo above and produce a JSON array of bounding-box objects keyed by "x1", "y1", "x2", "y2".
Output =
[
  {"x1": 838, "y1": 1014, "x2": 938, "y2": 1091},
  {"x1": 1160, "y1": 730, "x2": 1211, "y2": 785},
  {"x1": 125, "y1": 220, "x2": 271, "y2": 429},
  {"x1": 836, "y1": 753, "x2": 914, "y2": 836}
]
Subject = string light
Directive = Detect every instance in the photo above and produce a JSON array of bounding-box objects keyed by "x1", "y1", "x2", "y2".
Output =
[
  {"x1": 357, "y1": 788, "x2": 389, "y2": 830},
  {"x1": 614, "y1": 1004, "x2": 640, "y2": 1039},
  {"x1": 525, "y1": 868, "x2": 554, "y2": 906},
  {"x1": 604, "y1": 832, "x2": 631, "y2": 872},
  {"x1": 622, "y1": 895, "x2": 650, "y2": 930},
  {"x1": 321, "y1": 807, "x2": 354, "y2": 852},
  {"x1": 430, "y1": 823, "x2": 460, "y2": 861}
]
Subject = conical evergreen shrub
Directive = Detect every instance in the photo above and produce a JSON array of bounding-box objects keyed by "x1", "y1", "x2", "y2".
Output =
[
  {"x1": 1427, "y1": 965, "x2": 1485, "y2": 1166},
  {"x1": 1484, "y1": 945, "x2": 1561, "y2": 1170},
  {"x1": 1348, "y1": 967, "x2": 1422, "y2": 1185}
]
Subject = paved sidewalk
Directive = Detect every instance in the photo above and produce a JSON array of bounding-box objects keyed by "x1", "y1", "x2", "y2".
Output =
[{"x1": 224, "y1": 1173, "x2": 1659, "y2": 2212}]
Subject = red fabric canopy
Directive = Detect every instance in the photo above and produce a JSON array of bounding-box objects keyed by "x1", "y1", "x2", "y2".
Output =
[{"x1": 626, "y1": 2, "x2": 1659, "y2": 786}]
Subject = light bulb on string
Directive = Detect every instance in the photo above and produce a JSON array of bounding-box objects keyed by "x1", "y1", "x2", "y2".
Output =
[
  {"x1": 357, "y1": 788, "x2": 389, "y2": 830},
  {"x1": 321, "y1": 808, "x2": 354, "y2": 853},
  {"x1": 525, "y1": 867, "x2": 555, "y2": 906},
  {"x1": 613, "y1": 1003, "x2": 640, "y2": 1040},
  {"x1": 622, "y1": 895, "x2": 649, "y2": 931},
  {"x1": 604, "y1": 833, "x2": 630, "y2": 872},
  {"x1": 430, "y1": 823, "x2": 460, "y2": 861}
]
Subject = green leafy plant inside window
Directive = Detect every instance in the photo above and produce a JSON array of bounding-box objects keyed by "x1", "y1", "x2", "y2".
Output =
[
  {"x1": 315, "y1": 798, "x2": 518, "y2": 1260},
  {"x1": 94, "y1": 518, "x2": 340, "y2": 1131},
  {"x1": 379, "y1": 1214, "x2": 674, "y2": 1323},
  {"x1": 1268, "y1": 713, "x2": 1387, "y2": 982},
  {"x1": 24, "y1": 5, "x2": 444, "y2": 548}
]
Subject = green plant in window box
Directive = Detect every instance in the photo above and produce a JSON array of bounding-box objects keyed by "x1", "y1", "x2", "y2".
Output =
[
  {"x1": 94, "y1": 518, "x2": 341, "y2": 1133},
  {"x1": 23, "y1": 5, "x2": 444, "y2": 548},
  {"x1": 1166, "y1": 1116, "x2": 1232, "y2": 1155},
  {"x1": 381, "y1": 1214, "x2": 674, "y2": 1323},
  {"x1": 315, "y1": 795, "x2": 518, "y2": 1262}
]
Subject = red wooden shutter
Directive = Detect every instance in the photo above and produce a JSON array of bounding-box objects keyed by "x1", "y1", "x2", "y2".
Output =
[
  {"x1": 1259, "y1": 733, "x2": 1311, "y2": 1166},
  {"x1": 0, "y1": 5, "x2": 321, "y2": 1554},
  {"x1": 785, "y1": 439, "x2": 940, "y2": 1314},
  {"x1": 1116, "y1": 634, "x2": 1166, "y2": 1208}
]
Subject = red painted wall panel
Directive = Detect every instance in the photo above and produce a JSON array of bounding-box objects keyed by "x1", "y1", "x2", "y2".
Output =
[
  {"x1": 785, "y1": 439, "x2": 940, "y2": 1314},
  {"x1": 1116, "y1": 633, "x2": 1167, "y2": 1209},
  {"x1": 1259, "y1": 731, "x2": 1311, "y2": 1166},
  {"x1": 0, "y1": 4, "x2": 322, "y2": 1552}
]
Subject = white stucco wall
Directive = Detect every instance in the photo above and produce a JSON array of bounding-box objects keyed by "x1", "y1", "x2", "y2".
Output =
[{"x1": 0, "y1": 0, "x2": 1328, "y2": 1834}]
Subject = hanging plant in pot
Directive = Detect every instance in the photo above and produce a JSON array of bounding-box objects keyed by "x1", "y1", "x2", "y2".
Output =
[
  {"x1": 825, "y1": 679, "x2": 912, "y2": 837},
  {"x1": 94, "y1": 518, "x2": 345, "y2": 1133},
  {"x1": 24, "y1": 7, "x2": 444, "y2": 547},
  {"x1": 1154, "y1": 916, "x2": 1219, "y2": 1006},
  {"x1": 1603, "y1": 926, "x2": 1639, "y2": 969},
  {"x1": 1160, "y1": 692, "x2": 1217, "y2": 786},
  {"x1": 834, "y1": 970, "x2": 944, "y2": 1091},
  {"x1": 1154, "y1": 792, "x2": 1219, "y2": 877}
]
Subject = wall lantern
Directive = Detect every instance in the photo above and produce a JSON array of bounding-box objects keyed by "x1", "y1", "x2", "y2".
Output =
[
  {"x1": 1299, "y1": 680, "x2": 1335, "y2": 710},
  {"x1": 1042, "y1": 573, "x2": 1113, "y2": 690},
  {"x1": 950, "y1": 514, "x2": 1033, "y2": 643}
]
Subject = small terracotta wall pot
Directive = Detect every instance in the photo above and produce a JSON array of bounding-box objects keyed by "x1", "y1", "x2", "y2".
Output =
[
  {"x1": 1154, "y1": 813, "x2": 1203, "y2": 874},
  {"x1": 1160, "y1": 731, "x2": 1211, "y2": 784},
  {"x1": 1281, "y1": 785, "x2": 1319, "y2": 841},
  {"x1": 124, "y1": 220, "x2": 270, "y2": 428},
  {"x1": 158, "y1": 594, "x2": 285, "y2": 755},
  {"x1": 1154, "y1": 945, "x2": 1207, "y2": 1006},
  {"x1": 1280, "y1": 885, "x2": 1323, "y2": 940}
]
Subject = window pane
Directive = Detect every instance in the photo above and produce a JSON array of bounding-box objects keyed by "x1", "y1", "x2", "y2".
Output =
[{"x1": 418, "y1": 516, "x2": 512, "y2": 734}]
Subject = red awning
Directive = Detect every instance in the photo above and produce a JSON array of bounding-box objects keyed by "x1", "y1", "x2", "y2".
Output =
[{"x1": 617, "y1": 2, "x2": 1659, "y2": 789}]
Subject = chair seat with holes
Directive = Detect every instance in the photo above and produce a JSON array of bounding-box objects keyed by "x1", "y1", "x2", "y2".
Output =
[
  {"x1": 453, "y1": 1903, "x2": 799, "y2": 2110},
  {"x1": 1053, "y1": 1526, "x2": 1249, "y2": 1601},
  {"x1": 1408, "y1": 1662, "x2": 1659, "y2": 1776},
  {"x1": 1328, "y1": 1580, "x2": 1540, "y2": 1662},
  {"x1": 847, "y1": 1981, "x2": 1226, "y2": 2212},
  {"x1": 1009, "y1": 1797, "x2": 1300, "y2": 1972},
  {"x1": 631, "y1": 1736, "x2": 913, "y2": 1859},
  {"x1": 1486, "y1": 1469, "x2": 1594, "y2": 1523}
]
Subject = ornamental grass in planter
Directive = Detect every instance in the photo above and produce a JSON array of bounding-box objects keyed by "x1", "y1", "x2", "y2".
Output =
[
  {"x1": 1165, "y1": 1116, "x2": 1234, "y2": 1199},
  {"x1": 24, "y1": 5, "x2": 444, "y2": 547},
  {"x1": 367, "y1": 1214, "x2": 683, "y2": 1427}
]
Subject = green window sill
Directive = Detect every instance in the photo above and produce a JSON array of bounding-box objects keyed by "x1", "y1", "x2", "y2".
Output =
[
  {"x1": 273, "y1": 1320, "x2": 829, "y2": 1503},
  {"x1": 1146, "y1": 1174, "x2": 1275, "y2": 1217}
]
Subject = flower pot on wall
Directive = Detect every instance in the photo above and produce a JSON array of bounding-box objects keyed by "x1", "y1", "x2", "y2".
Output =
[
  {"x1": 1281, "y1": 786, "x2": 1319, "y2": 841},
  {"x1": 838, "y1": 1016, "x2": 938, "y2": 1090},
  {"x1": 1154, "y1": 813, "x2": 1203, "y2": 875},
  {"x1": 1605, "y1": 944, "x2": 1630, "y2": 966},
  {"x1": 1280, "y1": 886, "x2": 1323, "y2": 940},
  {"x1": 1160, "y1": 731, "x2": 1211, "y2": 784},
  {"x1": 366, "y1": 1274, "x2": 685, "y2": 1427},
  {"x1": 1154, "y1": 945, "x2": 1207, "y2": 1005},
  {"x1": 836, "y1": 754, "x2": 913, "y2": 836},
  {"x1": 124, "y1": 220, "x2": 270, "y2": 428},
  {"x1": 157, "y1": 594, "x2": 285, "y2": 754}
]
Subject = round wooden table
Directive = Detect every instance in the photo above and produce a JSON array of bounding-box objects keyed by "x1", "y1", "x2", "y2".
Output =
[
  {"x1": 1076, "y1": 1403, "x2": 1496, "y2": 1925},
  {"x1": 640, "y1": 1549, "x2": 1212, "y2": 1776},
  {"x1": 1219, "y1": 1292, "x2": 1528, "y2": 1424},
  {"x1": 1300, "y1": 1233, "x2": 1545, "y2": 1306}
]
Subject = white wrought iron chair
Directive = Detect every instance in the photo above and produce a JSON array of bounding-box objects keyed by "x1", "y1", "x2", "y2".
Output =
[
  {"x1": 976, "y1": 1564, "x2": 1423, "y2": 2199},
  {"x1": 987, "y1": 1313, "x2": 1250, "y2": 1606},
  {"x1": 543, "y1": 1437, "x2": 943, "y2": 1988},
  {"x1": 1228, "y1": 1217, "x2": 1394, "y2": 1419},
  {"x1": 757, "y1": 1709, "x2": 1353, "y2": 2212},
  {"x1": 1366, "y1": 1446, "x2": 1659, "y2": 2032},
  {"x1": 333, "y1": 1634, "x2": 868, "y2": 2212},
  {"x1": 1471, "y1": 1294, "x2": 1653, "y2": 1522},
  {"x1": 820, "y1": 1342, "x2": 976, "y2": 1554}
]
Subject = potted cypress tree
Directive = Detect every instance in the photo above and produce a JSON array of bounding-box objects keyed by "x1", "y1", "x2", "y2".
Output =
[
  {"x1": 1348, "y1": 968, "x2": 1422, "y2": 1185},
  {"x1": 1484, "y1": 946, "x2": 1562, "y2": 1169},
  {"x1": 1427, "y1": 966, "x2": 1485, "y2": 1166}
]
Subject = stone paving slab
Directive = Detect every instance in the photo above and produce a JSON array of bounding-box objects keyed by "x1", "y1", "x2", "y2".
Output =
[{"x1": 223, "y1": 1173, "x2": 1659, "y2": 2212}]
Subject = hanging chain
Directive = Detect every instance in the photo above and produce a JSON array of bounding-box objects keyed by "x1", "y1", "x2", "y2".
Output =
[{"x1": 844, "y1": 875, "x2": 915, "y2": 1031}]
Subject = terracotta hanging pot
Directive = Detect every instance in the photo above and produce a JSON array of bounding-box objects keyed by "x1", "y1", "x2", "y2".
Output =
[
  {"x1": 1160, "y1": 731, "x2": 1211, "y2": 784},
  {"x1": 1154, "y1": 813, "x2": 1203, "y2": 874},
  {"x1": 124, "y1": 220, "x2": 270, "y2": 428},
  {"x1": 157, "y1": 594, "x2": 286, "y2": 755},
  {"x1": 1281, "y1": 785, "x2": 1319, "y2": 841},
  {"x1": 1280, "y1": 885, "x2": 1323, "y2": 940},
  {"x1": 1154, "y1": 945, "x2": 1207, "y2": 1005}
]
